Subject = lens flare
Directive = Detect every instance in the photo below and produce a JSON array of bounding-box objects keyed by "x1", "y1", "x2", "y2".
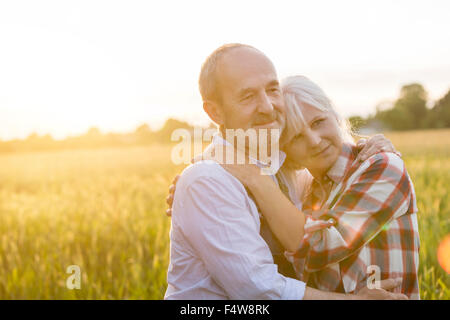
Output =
[{"x1": 437, "y1": 234, "x2": 450, "y2": 274}]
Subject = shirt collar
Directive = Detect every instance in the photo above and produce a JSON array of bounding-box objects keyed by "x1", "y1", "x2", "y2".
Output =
[
  {"x1": 211, "y1": 132, "x2": 287, "y2": 174},
  {"x1": 325, "y1": 142, "x2": 358, "y2": 184}
]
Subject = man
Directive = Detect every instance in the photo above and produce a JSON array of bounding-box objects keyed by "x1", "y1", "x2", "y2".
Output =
[{"x1": 164, "y1": 43, "x2": 405, "y2": 300}]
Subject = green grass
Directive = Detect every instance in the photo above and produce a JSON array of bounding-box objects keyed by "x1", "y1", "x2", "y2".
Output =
[
  {"x1": 0, "y1": 129, "x2": 448, "y2": 299},
  {"x1": 386, "y1": 129, "x2": 450, "y2": 299}
]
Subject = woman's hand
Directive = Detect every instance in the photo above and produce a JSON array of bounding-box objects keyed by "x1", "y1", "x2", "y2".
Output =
[
  {"x1": 165, "y1": 174, "x2": 180, "y2": 217},
  {"x1": 355, "y1": 279, "x2": 408, "y2": 300},
  {"x1": 221, "y1": 162, "x2": 270, "y2": 189}
]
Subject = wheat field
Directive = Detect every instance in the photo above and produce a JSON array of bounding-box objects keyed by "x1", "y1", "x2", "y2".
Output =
[{"x1": 0, "y1": 129, "x2": 449, "y2": 299}]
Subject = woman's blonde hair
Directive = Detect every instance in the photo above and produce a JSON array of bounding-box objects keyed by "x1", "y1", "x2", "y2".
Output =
[
  {"x1": 279, "y1": 75, "x2": 355, "y2": 202},
  {"x1": 281, "y1": 75, "x2": 354, "y2": 146}
]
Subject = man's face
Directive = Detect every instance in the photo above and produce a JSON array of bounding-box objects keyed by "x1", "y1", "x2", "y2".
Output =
[{"x1": 215, "y1": 48, "x2": 286, "y2": 144}]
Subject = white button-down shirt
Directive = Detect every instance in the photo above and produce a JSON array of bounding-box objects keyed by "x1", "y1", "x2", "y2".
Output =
[{"x1": 164, "y1": 134, "x2": 306, "y2": 300}]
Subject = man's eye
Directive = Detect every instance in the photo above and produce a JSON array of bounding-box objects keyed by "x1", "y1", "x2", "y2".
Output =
[
  {"x1": 241, "y1": 94, "x2": 253, "y2": 101},
  {"x1": 268, "y1": 88, "x2": 280, "y2": 94}
]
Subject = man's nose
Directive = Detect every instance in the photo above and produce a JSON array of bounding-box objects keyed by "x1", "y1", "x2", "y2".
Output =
[{"x1": 257, "y1": 92, "x2": 274, "y2": 114}]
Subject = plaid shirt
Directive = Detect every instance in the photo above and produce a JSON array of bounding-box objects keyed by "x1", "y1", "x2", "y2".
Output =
[{"x1": 285, "y1": 143, "x2": 420, "y2": 299}]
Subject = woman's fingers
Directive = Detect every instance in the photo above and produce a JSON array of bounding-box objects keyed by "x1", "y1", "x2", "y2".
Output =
[
  {"x1": 168, "y1": 175, "x2": 180, "y2": 203},
  {"x1": 165, "y1": 174, "x2": 180, "y2": 216},
  {"x1": 166, "y1": 194, "x2": 174, "y2": 206},
  {"x1": 172, "y1": 174, "x2": 180, "y2": 185},
  {"x1": 378, "y1": 278, "x2": 402, "y2": 291},
  {"x1": 388, "y1": 292, "x2": 408, "y2": 300}
]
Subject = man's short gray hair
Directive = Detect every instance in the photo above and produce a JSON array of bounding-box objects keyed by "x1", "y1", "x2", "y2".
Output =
[{"x1": 198, "y1": 43, "x2": 258, "y2": 103}]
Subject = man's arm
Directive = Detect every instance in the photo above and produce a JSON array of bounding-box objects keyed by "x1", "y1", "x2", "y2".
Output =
[
  {"x1": 304, "y1": 279, "x2": 407, "y2": 300},
  {"x1": 172, "y1": 164, "x2": 407, "y2": 300},
  {"x1": 173, "y1": 166, "x2": 305, "y2": 300}
]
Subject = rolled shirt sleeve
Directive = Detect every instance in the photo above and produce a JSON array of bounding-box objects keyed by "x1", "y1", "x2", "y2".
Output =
[{"x1": 286, "y1": 153, "x2": 414, "y2": 274}]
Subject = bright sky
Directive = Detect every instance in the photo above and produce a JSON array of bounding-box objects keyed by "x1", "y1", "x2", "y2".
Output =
[{"x1": 0, "y1": 0, "x2": 449, "y2": 140}]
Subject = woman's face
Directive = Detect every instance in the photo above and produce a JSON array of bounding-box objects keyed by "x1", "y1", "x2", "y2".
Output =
[{"x1": 283, "y1": 103, "x2": 343, "y2": 178}]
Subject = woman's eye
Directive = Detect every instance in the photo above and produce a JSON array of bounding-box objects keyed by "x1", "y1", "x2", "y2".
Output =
[{"x1": 312, "y1": 119, "x2": 325, "y2": 127}]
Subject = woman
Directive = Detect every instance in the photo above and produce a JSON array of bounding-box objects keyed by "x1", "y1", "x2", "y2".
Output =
[{"x1": 220, "y1": 75, "x2": 420, "y2": 299}]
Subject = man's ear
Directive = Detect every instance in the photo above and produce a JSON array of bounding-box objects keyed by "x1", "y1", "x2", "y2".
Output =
[{"x1": 203, "y1": 100, "x2": 225, "y2": 126}]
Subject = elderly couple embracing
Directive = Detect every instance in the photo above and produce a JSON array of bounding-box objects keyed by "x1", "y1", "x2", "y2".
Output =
[{"x1": 164, "y1": 44, "x2": 420, "y2": 300}]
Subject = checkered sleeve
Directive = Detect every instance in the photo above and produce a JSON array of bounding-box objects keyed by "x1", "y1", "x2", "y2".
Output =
[{"x1": 288, "y1": 153, "x2": 413, "y2": 274}]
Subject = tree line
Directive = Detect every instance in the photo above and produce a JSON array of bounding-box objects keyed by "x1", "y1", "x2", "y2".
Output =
[
  {"x1": 1, "y1": 82, "x2": 449, "y2": 153},
  {"x1": 349, "y1": 83, "x2": 450, "y2": 132},
  {"x1": 0, "y1": 118, "x2": 206, "y2": 154}
]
